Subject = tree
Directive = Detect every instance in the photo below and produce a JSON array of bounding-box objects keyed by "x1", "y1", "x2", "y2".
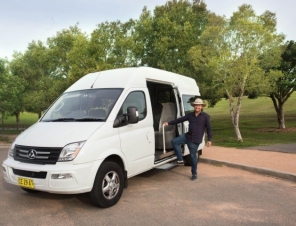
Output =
[
  {"x1": 0, "y1": 59, "x2": 8, "y2": 118},
  {"x1": 89, "y1": 20, "x2": 137, "y2": 72},
  {"x1": 47, "y1": 25, "x2": 89, "y2": 89},
  {"x1": 188, "y1": 5, "x2": 284, "y2": 141},
  {"x1": 133, "y1": 0, "x2": 208, "y2": 76},
  {"x1": 0, "y1": 58, "x2": 26, "y2": 128},
  {"x1": 267, "y1": 40, "x2": 296, "y2": 129},
  {"x1": 10, "y1": 41, "x2": 62, "y2": 118}
]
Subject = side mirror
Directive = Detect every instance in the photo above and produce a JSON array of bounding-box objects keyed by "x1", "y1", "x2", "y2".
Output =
[
  {"x1": 127, "y1": 107, "x2": 138, "y2": 124},
  {"x1": 113, "y1": 106, "x2": 138, "y2": 128},
  {"x1": 113, "y1": 115, "x2": 126, "y2": 128}
]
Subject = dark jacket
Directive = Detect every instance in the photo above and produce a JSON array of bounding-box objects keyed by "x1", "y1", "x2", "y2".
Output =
[{"x1": 168, "y1": 111, "x2": 212, "y2": 144}]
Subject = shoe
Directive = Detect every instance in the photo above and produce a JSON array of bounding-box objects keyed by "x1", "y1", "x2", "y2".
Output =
[
  {"x1": 175, "y1": 160, "x2": 184, "y2": 166},
  {"x1": 191, "y1": 175, "x2": 197, "y2": 180}
]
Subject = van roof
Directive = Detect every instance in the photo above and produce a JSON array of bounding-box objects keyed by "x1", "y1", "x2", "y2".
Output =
[{"x1": 65, "y1": 67, "x2": 200, "y2": 95}]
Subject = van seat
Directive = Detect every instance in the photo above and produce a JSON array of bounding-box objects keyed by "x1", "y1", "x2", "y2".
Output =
[
  {"x1": 89, "y1": 109, "x2": 106, "y2": 118},
  {"x1": 67, "y1": 110, "x2": 87, "y2": 118},
  {"x1": 152, "y1": 103, "x2": 163, "y2": 131},
  {"x1": 155, "y1": 102, "x2": 176, "y2": 149}
]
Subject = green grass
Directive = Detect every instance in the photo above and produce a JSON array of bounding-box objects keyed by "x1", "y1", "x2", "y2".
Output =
[
  {"x1": 205, "y1": 93, "x2": 296, "y2": 147},
  {"x1": 0, "y1": 112, "x2": 38, "y2": 136},
  {"x1": 0, "y1": 93, "x2": 295, "y2": 147},
  {"x1": 1, "y1": 112, "x2": 38, "y2": 128}
]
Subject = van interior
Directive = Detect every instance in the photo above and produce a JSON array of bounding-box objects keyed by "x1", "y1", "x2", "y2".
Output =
[{"x1": 146, "y1": 81, "x2": 182, "y2": 163}]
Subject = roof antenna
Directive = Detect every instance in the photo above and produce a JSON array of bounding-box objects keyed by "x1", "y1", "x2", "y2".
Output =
[{"x1": 91, "y1": 73, "x2": 100, "y2": 88}]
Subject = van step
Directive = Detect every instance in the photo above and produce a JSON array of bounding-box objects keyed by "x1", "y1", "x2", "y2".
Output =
[{"x1": 155, "y1": 163, "x2": 177, "y2": 171}]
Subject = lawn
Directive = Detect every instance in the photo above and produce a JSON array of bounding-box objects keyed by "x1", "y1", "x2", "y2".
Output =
[
  {"x1": 0, "y1": 94, "x2": 295, "y2": 147},
  {"x1": 205, "y1": 93, "x2": 296, "y2": 147},
  {"x1": 1, "y1": 112, "x2": 38, "y2": 128}
]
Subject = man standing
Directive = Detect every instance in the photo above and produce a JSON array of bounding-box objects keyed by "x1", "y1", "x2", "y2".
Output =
[{"x1": 163, "y1": 98, "x2": 212, "y2": 181}]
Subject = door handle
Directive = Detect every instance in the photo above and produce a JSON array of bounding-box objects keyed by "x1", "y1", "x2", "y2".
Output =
[{"x1": 146, "y1": 132, "x2": 151, "y2": 143}]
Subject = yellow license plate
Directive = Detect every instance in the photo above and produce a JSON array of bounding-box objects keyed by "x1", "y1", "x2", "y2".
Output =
[{"x1": 18, "y1": 177, "x2": 35, "y2": 189}]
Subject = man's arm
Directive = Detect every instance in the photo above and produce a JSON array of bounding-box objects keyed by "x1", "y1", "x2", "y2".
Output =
[
  {"x1": 163, "y1": 114, "x2": 188, "y2": 126},
  {"x1": 205, "y1": 114, "x2": 212, "y2": 147}
]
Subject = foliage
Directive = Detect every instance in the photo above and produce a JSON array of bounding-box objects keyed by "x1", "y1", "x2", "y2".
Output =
[
  {"x1": 10, "y1": 41, "x2": 61, "y2": 118},
  {"x1": 266, "y1": 40, "x2": 296, "y2": 129},
  {"x1": 0, "y1": 58, "x2": 26, "y2": 127},
  {"x1": 47, "y1": 25, "x2": 94, "y2": 87},
  {"x1": 188, "y1": 4, "x2": 284, "y2": 141},
  {"x1": 134, "y1": 0, "x2": 208, "y2": 76},
  {"x1": 89, "y1": 20, "x2": 137, "y2": 72}
]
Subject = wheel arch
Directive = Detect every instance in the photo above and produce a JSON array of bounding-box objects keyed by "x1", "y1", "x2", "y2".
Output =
[{"x1": 102, "y1": 154, "x2": 128, "y2": 189}]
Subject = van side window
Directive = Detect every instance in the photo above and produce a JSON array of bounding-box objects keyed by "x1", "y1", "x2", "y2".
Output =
[
  {"x1": 182, "y1": 95, "x2": 200, "y2": 114},
  {"x1": 118, "y1": 91, "x2": 146, "y2": 121}
]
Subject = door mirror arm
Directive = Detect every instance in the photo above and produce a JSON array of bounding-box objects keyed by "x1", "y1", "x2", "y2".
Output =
[{"x1": 113, "y1": 106, "x2": 139, "y2": 128}]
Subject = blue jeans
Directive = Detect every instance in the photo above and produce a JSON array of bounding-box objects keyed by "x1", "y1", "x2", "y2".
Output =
[{"x1": 171, "y1": 134, "x2": 200, "y2": 175}]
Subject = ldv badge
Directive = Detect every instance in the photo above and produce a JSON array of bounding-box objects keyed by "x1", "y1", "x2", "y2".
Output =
[{"x1": 28, "y1": 149, "x2": 37, "y2": 159}]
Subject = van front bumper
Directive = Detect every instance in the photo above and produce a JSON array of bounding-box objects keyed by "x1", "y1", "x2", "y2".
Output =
[{"x1": 2, "y1": 157, "x2": 103, "y2": 194}]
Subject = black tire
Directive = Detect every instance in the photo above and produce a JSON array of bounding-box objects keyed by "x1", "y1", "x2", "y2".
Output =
[
  {"x1": 184, "y1": 150, "x2": 201, "y2": 166},
  {"x1": 90, "y1": 162, "x2": 124, "y2": 208},
  {"x1": 21, "y1": 187, "x2": 39, "y2": 193}
]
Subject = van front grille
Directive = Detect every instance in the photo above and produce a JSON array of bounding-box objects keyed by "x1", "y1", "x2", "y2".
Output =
[{"x1": 14, "y1": 145, "x2": 62, "y2": 165}]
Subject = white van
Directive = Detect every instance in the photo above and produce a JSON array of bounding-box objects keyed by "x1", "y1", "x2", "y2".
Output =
[{"x1": 2, "y1": 67, "x2": 204, "y2": 208}]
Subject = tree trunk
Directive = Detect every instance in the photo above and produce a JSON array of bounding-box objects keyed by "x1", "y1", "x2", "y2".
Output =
[
  {"x1": 228, "y1": 93, "x2": 243, "y2": 142},
  {"x1": 15, "y1": 112, "x2": 20, "y2": 130},
  {"x1": 278, "y1": 103, "x2": 285, "y2": 129},
  {"x1": 270, "y1": 94, "x2": 286, "y2": 129},
  {"x1": 38, "y1": 112, "x2": 42, "y2": 119}
]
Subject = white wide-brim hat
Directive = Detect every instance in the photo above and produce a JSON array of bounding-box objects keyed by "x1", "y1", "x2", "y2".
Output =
[{"x1": 191, "y1": 98, "x2": 206, "y2": 107}]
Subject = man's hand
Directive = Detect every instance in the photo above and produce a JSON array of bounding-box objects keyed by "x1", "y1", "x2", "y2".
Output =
[
  {"x1": 206, "y1": 141, "x2": 212, "y2": 147},
  {"x1": 163, "y1": 122, "x2": 168, "y2": 126}
]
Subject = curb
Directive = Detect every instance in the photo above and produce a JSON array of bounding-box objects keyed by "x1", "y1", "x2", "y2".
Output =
[{"x1": 200, "y1": 158, "x2": 296, "y2": 183}]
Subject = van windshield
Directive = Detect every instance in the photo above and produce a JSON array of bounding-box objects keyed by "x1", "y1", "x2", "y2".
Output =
[{"x1": 41, "y1": 88, "x2": 123, "y2": 122}]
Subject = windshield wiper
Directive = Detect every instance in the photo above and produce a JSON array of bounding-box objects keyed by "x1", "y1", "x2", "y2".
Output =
[
  {"x1": 43, "y1": 117, "x2": 105, "y2": 122},
  {"x1": 46, "y1": 118, "x2": 76, "y2": 122},
  {"x1": 75, "y1": 118, "x2": 105, "y2": 122}
]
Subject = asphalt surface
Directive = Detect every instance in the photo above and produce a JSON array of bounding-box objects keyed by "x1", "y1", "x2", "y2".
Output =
[
  {"x1": 246, "y1": 143, "x2": 296, "y2": 154},
  {"x1": 1, "y1": 146, "x2": 296, "y2": 226}
]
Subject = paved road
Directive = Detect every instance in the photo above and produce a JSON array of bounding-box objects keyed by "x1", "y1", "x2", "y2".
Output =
[
  {"x1": 1, "y1": 147, "x2": 296, "y2": 226},
  {"x1": 247, "y1": 143, "x2": 296, "y2": 154}
]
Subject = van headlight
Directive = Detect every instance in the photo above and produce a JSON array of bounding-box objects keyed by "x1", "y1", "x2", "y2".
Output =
[
  {"x1": 8, "y1": 143, "x2": 15, "y2": 158},
  {"x1": 58, "y1": 141, "x2": 85, "y2": 162}
]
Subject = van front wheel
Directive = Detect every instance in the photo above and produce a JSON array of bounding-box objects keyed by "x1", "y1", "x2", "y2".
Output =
[{"x1": 90, "y1": 162, "x2": 124, "y2": 208}]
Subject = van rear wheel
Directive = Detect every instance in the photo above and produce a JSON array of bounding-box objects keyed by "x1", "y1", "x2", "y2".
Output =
[{"x1": 90, "y1": 162, "x2": 124, "y2": 208}]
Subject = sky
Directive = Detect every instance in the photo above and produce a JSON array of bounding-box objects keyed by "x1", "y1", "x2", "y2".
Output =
[{"x1": 1, "y1": 0, "x2": 296, "y2": 60}]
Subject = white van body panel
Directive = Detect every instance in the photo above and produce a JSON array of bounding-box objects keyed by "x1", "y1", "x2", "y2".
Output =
[
  {"x1": 117, "y1": 87, "x2": 154, "y2": 177},
  {"x1": 65, "y1": 67, "x2": 199, "y2": 94},
  {"x1": 14, "y1": 122, "x2": 104, "y2": 147}
]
